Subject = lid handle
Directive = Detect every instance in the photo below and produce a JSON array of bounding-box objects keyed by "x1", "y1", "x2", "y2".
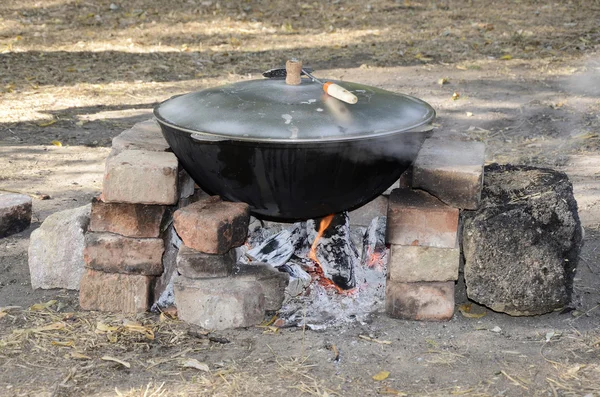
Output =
[{"x1": 285, "y1": 59, "x2": 302, "y2": 85}]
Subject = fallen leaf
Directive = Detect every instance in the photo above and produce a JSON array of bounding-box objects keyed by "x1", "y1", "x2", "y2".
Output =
[
  {"x1": 102, "y1": 356, "x2": 130, "y2": 368},
  {"x1": 451, "y1": 92, "x2": 460, "y2": 100},
  {"x1": 96, "y1": 322, "x2": 119, "y2": 333},
  {"x1": 458, "y1": 303, "x2": 487, "y2": 318},
  {"x1": 123, "y1": 320, "x2": 154, "y2": 340},
  {"x1": 500, "y1": 55, "x2": 513, "y2": 60},
  {"x1": 0, "y1": 312, "x2": 6, "y2": 319},
  {"x1": 38, "y1": 119, "x2": 56, "y2": 127},
  {"x1": 29, "y1": 300, "x2": 57, "y2": 311},
  {"x1": 438, "y1": 77, "x2": 449, "y2": 86},
  {"x1": 466, "y1": 111, "x2": 474, "y2": 117},
  {"x1": 183, "y1": 358, "x2": 210, "y2": 372},
  {"x1": 51, "y1": 140, "x2": 62, "y2": 147},
  {"x1": 373, "y1": 371, "x2": 390, "y2": 381},
  {"x1": 51, "y1": 340, "x2": 74, "y2": 347},
  {"x1": 31, "y1": 322, "x2": 66, "y2": 332}
]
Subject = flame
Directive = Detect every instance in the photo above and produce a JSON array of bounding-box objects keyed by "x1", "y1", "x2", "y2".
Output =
[{"x1": 308, "y1": 215, "x2": 354, "y2": 294}]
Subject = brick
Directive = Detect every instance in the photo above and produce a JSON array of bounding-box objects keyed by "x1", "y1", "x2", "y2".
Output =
[
  {"x1": 398, "y1": 167, "x2": 413, "y2": 188},
  {"x1": 234, "y1": 263, "x2": 290, "y2": 311},
  {"x1": 79, "y1": 269, "x2": 152, "y2": 313},
  {"x1": 179, "y1": 168, "x2": 195, "y2": 199},
  {"x1": 412, "y1": 139, "x2": 485, "y2": 209},
  {"x1": 388, "y1": 245, "x2": 460, "y2": 282},
  {"x1": 102, "y1": 150, "x2": 178, "y2": 205},
  {"x1": 111, "y1": 119, "x2": 170, "y2": 154},
  {"x1": 0, "y1": 193, "x2": 32, "y2": 238},
  {"x1": 173, "y1": 196, "x2": 250, "y2": 254},
  {"x1": 89, "y1": 197, "x2": 165, "y2": 238},
  {"x1": 84, "y1": 232, "x2": 164, "y2": 275},
  {"x1": 177, "y1": 245, "x2": 235, "y2": 279},
  {"x1": 386, "y1": 188, "x2": 459, "y2": 248},
  {"x1": 348, "y1": 196, "x2": 388, "y2": 227},
  {"x1": 28, "y1": 204, "x2": 90, "y2": 290},
  {"x1": 385, "y1": 281, "x2": 455, "y2": 321},
  {"x1": 174, "y1": 274, "x2": 265, "y2": 330}
]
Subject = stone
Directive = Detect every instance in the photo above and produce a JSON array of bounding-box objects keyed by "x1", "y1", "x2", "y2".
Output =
[
  {"x1": 89, "y1": 197, "x2": 165, "y2": 238},
  {"x1": 412, "y1": 139, "x2": 485, "y2": 209},
  {"x1": 179, "y1": 168, "x2": 195, "y2": 199},
  {"x1": 234, "y1": 263, "x2": 290, "y2": 311},
  {"x1": 102, "y1": 149, "x2": 178, "y2": 205},
  {"x1": 84, "y1": 232, "x2": 164, "y2": 275},
  {"x1": 174, "y1": 274, "x2": 265, "y2": 330},
  {"x1": 151, "y1": 223, "x2": 182, "y2": 311},
  {"x1": 462, "y1": 164, "x2": 583, "y2": 316},
  {"x1": 385, "y1": 281, "x2": 455, "y2": 321},
  {"x1": 348, "y1": 195, "x2": 388, "y2": 227},
  {"x1": 111, "y1": 119, "x2": 169, "y2": 154},
  {"x1": 388, "y1": 245, "x2": 460, "y2": 282},
  {"x1": 28, "y1": 204, "x2": 90, "y2": 290},
  {"x1": 79, "y1": 269, "x2": 152, "y2": 313},
  {"x1": 0, "y1": 193, "x2": 32, "y2": 238},
  {"x1": 173, "y1": 196, "x2": 250, "y2": 254},
  {"x1": 386, "y1": 188, "x2": 459, "y2": 248},
  {"x1": 177, "y1": 245, "x2": 235, "y2": 279}
]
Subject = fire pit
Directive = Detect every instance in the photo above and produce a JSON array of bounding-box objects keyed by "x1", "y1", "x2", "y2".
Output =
[{"x1": 154, "y1": 63, "x2": 435, "y2": 221}]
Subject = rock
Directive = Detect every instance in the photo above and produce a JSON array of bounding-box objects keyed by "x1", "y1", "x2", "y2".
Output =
[
  {"x1": 386, "y1": 281, "x2": 455, "y2": 321},
  {"x1": 413, "y1": 139, "x2": 485, "y2": 209},
  {"x1": 28, "y1": 204, "x2": 90, "y2": 290},
  {"x1": 173, "y1": 196, "x2": 250, "y2": 254},
  {"x1": 151, "y1": 223, "x2": 182, "y2": 311},
  {"x1": 84, "y1": 232, "x2": 164, "y2": 275},
  {"x1": 177, "y1": 245, "x2": 235, "y2": 279},
  {"x1": 102, "y1": 150, "x2": 179, "y2": 205},
  {"x1": 0, "y1": 193, "x2": 32, "y2": 238},
  {"x1": 386, "y1": 188, "x2": 459, "y2": 248},
  {"x1": 89, "y1": 197, "x2": 165, "y2": 238},
  {"x1": 79, "y1": 269, "x2": 153, "y2": 313},
  {"x1": 174, "y1": 274, "x2": 265, "y2": 330},
  {"x1": 462, "y1": 164, "x2": 583, "y2": 316},
  {"x1": 388, "y1": 245, "x2": 460, "y2": 282},
  {"x1": 348, "y1": 196, "x2": 388, "y2": 227},
  {"x1": 234, "y1": 263, "x2": 290, "y2": 311},
  {"x1": 111, "y1": 119, "x2": 169, "y2": 154}
]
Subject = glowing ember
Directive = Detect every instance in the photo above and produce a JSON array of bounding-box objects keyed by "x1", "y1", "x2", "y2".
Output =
[
  {"x1": 308, "y1": 214, "x2": 354, "y2": 294},
  {"x1": 365, "y1": 251, "x2": 387, "y2": 270}
]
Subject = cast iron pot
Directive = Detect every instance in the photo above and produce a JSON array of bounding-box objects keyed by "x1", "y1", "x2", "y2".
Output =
[{"x1": 154, "y1": 78, "x2": 435, "y2": 221}]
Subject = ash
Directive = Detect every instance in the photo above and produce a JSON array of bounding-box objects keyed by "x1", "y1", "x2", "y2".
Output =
[{"x1": 237, "y1": 214, "x2": 388, "y2": 330}]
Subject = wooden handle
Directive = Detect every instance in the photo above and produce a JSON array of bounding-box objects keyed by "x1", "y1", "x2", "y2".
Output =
[
  {"x1": 323, "y1": 82, "x2": 358, "y2": 104},
  {"x1": 285, "y1": 60, "x2": 302, "y2": 85}
]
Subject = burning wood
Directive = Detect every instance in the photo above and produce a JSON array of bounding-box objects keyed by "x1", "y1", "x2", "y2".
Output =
[{"x1": 361, "y1": 216, "x2": 388, "y2": 270}]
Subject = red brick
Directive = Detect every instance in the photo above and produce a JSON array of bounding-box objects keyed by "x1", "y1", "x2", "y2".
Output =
[
  {"x1": 102, "y1": 149, "x2": 178, "y2": 205},
  {"x1": 173, "y1": 196, "x2": 250, "y2": 254},
  {"x1": 79, "y1": 269, "x2": 152, "y2": 313},
  {"x1": 0, "y1": 193, "x2": 32, "y2": 238},
  {"x1": 89, "y1": 197, "x2": 165, "y2": 238},
  {"x1": 386, "y1": 188, "x2": 459, "y2": 248},
  {"x1": 177, "y1": 245, "x2": 235, "y2": 279},
  {"x1": 385, "y1": 281, "x2": 455, "y2": 321},
  {"x1": 84, "y1": 232, "x2": 164, "y2": 275},
  {"x1": 388, "y1": 245, "x2": 460, "y2": 282},
  {"x1": 174, "y1": 275, "x2": 265, "y2": 330},
  {"x1": 412, "y1": 139, "x2": 485, "y2": 210},
  {"x1": 111, "y1": 119, "x2": 169, "y2": 154}
]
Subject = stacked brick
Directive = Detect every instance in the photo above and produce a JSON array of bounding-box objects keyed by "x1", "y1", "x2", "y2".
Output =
[
  {"x1": 79, "y1": 120, "x2": 181, "y2": 313},
  {"x1": 385, "y1": 138, "x2": 485, "y2": 321}
]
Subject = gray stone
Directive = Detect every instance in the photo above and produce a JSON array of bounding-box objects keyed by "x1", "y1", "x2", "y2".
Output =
[
  {"x1": 0, "y1": 193, "x2": 32, "y2": 238},
  {"x1": 111, "y1": 119, "x2": 170, "y2": 154},
  {"x1": 234, "y1": 263, "x2": 290, "y2": 311},
  {"x1": 28, "y1": 204, "x2": 91, "y2": 290},
  {"x1": 174, "y1": 274, "x2": 265, "y2": 330},
  {"x1": 462, "y1": 164, "x2": 583, "y2": 316},
  {"x1": 177, "y1": 245, "x2": 235, "y2": 279},
  {"x1": 348, "y1": 195, "x2": 388, "y2": 227},
  {"x1": 151, "y1": 224, "x2": 182, "y2": 311}
]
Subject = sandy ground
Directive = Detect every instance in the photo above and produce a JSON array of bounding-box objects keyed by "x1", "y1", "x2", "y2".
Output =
[{"x1": 1, "y1": 0, "x2": 600, "y2": 395}]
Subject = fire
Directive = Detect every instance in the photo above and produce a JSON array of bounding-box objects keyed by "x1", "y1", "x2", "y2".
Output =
[
  {"x1": 308, "y1": 215, "x2": 354, "y2": 294},
  {"x1": 365, "y1": 250, "x2": 387, "y2": 270}
]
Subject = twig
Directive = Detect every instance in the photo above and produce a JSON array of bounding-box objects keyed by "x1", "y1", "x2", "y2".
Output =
[{"x1": 500, "y1": 370, "x2": 529, "y2": 390}]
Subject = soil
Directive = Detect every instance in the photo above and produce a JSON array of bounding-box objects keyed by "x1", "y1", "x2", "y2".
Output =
[{"x1": 1, "y1": 0, "x2": 599, "y2": 395}]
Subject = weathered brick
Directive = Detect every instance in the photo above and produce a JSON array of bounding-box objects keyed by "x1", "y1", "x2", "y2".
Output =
[
  {"x1": 84, "y1": 232, "x2": 164, "y2": 275},
  {"x1": 386, "y1": 188, "x2": 459, "y2": 248},
  {"x1": 412, "y1": 139, "x2": 485, "y2": 209},
  {"x1": 102, "y1": 150, "x2": 178, "y2": 205},
  {"x1": 388, "y1": 245, "x2": 460, "y2": 282},
  {"x1": 79, "y1": 269, "x2": 152, "y2": 313},
  {"x1": 173, "y1": 196, "x2": 250, "y2": 254},
  {"x1": 386, "y1": 281, "x2": 455, "y2": 321},
  {"x1": 111, "y1": 119, "x2": 170, "y2": 154},
  {"x1": 0, "y1": 193, "x2": 32, "y2": 238},
  {"x1": 177, "y1": 245, "x2": 235, "y2": 279},
  {"x1": 234, "y1": 263, "x2": 290, "y2": 311},
  {"x1": 174, "y1": 274, "x2": 265, "y2": 330},
  {"x1": 89, "y1": 197, "x2": 165, "y2": 238},
  {"x1": 348, "y1": 196, "x2": 388, "y2": 227}
]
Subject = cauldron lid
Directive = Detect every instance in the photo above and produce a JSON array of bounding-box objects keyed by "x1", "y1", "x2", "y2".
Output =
[{"x1": 153, "y1": 78, "x2": 435, "y2": 143}]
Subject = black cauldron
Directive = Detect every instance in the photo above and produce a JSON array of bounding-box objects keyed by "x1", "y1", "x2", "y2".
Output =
[{"x1": 154, "y1": 78, "x2": 435, "y2": 221}]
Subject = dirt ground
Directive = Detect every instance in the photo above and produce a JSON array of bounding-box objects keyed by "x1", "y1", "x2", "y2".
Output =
[{"x1": 1, "y1": 0, "x2": 600, "y2": 395}]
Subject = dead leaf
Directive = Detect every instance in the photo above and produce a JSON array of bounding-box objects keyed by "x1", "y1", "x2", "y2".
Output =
[
  {"x1": 458, "y1": 303, "x2": 487, "y2": 319},
  {"x1": 373, "y1": 371, "x2": 390, "y2": 381},
  {"x1": 500, "y1": 54, "x2": 513, "y2": 60},
  {"x1": 29, "y1": 300, "x2": 57, "y2": 311},
  {"x1": 102, "y1": 355, "x2": 131, "y2": 368},
  {"x1": 183, "y1": 358, "x2": 210, "y2": 372},
  {"x1": 51, "y1": 340, "x2": 74, "y2": 347},
  {"x1": 123, "y1": 320, "x2": 155, "y2": 340},
  {"x1": 96, "y1": 322, "x2": 119, "y2": 333},
  {"x1": 466, "y1": 112, "x2": 474, "y2": 117},
  {"x1": 38, "y1": 119, "x2": 57, "y2": 127},
  {"x1": 451, "y1": 92, "x2": 460, "y2": 100},
  {"x1": 51, "y1": 140, "x2": 62, "y2": 147},
  {"x1": 31, "y1": 322, "x2": 66, "y2": 332},
  {"x1": 438, "y1": 78, "x2": 449, "y2": 86}
]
